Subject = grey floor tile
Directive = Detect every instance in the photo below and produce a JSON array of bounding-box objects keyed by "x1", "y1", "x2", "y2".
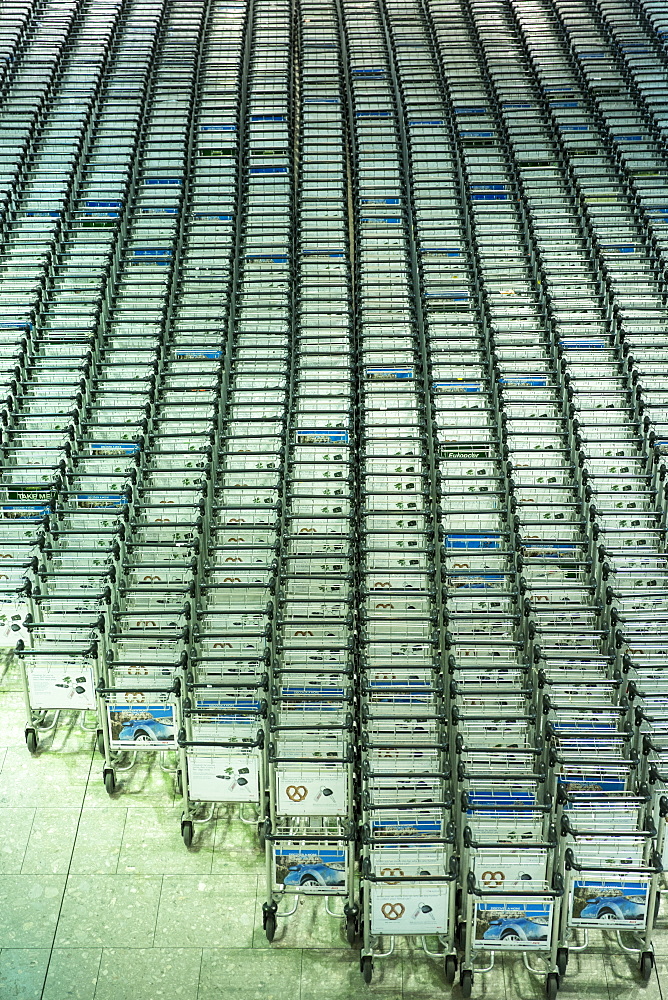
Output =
[
  {"x1": 154, "y1": 874, "x2": 258, "y2": 948},
  {"x1": 300, "y1": 948, "x2": 402, "y2": 999},
  {"x1": 0, "y1": 695, "x2": 29, "y2": 751},
  {"x1": 542, "y1": 949, "x2": 611, "y2": 1000},
  {"x1": 42, "y1": 948, "x2": 102, "y2": 1000},
  {"x1": 54, "y1": 874, "x2": 163, "y2": 949},
  {"x1": 117, "y1": 806, "x2": 213, "y2": 876},
  {"x1": 21, "y1": 808, "x2": 80, "y2": 875},
  {"x1": 0, "y1": 948, "x2": 50, "y2": 999},
  {"x1": 198, "y1": 947, "x2": 302, "y2": 1000},
  {"x1": 0, "y1": 748, "x2": 92, "y2": 810},
  {"x1": 0, "y1": 875, "x2": 66, "y2": 947},
  {"x1": 401, "y1": 945, "x2": 491, "y2": 1000},
  {"x1": 83, "y1": 755, "x2": 177, "y2": 809},
  {"x1": 0, "y1": 809, "x2": 34, "y2": 874},
  {"x1": 210, "y1": 812, "x2": 265, "y2": 875},
  {"x1": 70, "y1": 810, "x2": 127, "y2": 875},
  {"x1": 604, "y1": 949, "x2": 661, "y2": 999},
  {"x1": 252, "y1": 894, "x2": 350, "y2": 950},
  {"x1": 94, "y1": 948, "x2": 202, "y2": 1000}
]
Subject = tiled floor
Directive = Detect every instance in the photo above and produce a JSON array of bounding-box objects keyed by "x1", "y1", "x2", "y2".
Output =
[{"x1": 1, "y1": 653, "x2": 666, "y2": 1000}]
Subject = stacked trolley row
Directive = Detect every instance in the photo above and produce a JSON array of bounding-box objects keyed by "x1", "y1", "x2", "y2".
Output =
[
  {"x1": 261, "y1": 0, "x2": 358, "y2": 945},
  {"x1": 340, "y1": 0, "x2": 457, "y2": 983},
  {"x1": 175, "y1": 5, "x2": 262, "y2": 846},
  {"x1": 5, "y1": 0, "x2": 164, "y2": 751},
  {"x1": 180, "y1": 0, "x2": 288, "y2": 850}
]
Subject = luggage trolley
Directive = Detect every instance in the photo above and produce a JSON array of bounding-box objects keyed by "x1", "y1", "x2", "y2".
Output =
[{"x1": 260, "y1": 0, "x2": 360, "y2": 945}]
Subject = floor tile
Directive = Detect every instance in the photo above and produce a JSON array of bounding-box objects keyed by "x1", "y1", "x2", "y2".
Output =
[
  {"x1": 0, "y1": 809, "x2": 34, "y2": 874},
  {"x1": 70, "y1": 809, "x2": 127, "y2": 875},
  {"x1": 537, "y1": 950, "x2": 610, "y2": 1000},
  {"x1": 0, "y1": 948, "x2": 50, "y2": 999},
  {"x1": 154, "y1": 874, "x2": 258, "y2": 948},
  {"x1": 252, "y1": 894, "x2": 350, "y2": 950},
  {"x1": 83, "y1": 755, "x2": 177, "y2": 809},
  {"x1": 401, "y1": 945, "x2": 498, "y2": 1000},
  {"x1": 604, "y1": 950, "x2": 661, "y2": 999},
  {"x1": 0, "y1": 749, "x2": 91, "y2": 810},
  {"x1": 210, "y1": 814, "x2": 265, "y2": 875},
  {"x1": 42, "y1": 948, "x2": 102, "y2": 1000},
  {"x1": 0, "y1": 749, "x2": 6, "y2": 773},
  {"x1": 0, "y1": 875, "x2": 65, "y2": 947},
  {"x1": 93, "y1": 948, "x2": 202, "y2": 1000},
  {"x1": 54, "y1": 875, "x2": 163, "y2": 949},
  {"x1": 198, "y1": 947, "x2": 301, "y2": 1000},
  {"x1": 300, "y1": 948, "x2": 402, "y2": 999},
  {"x1": 21, "y1": 808, "x2": 80, "y2": 875},
  {"x1": 117, "y1": 807, "x2": 213, "y2": 875}
]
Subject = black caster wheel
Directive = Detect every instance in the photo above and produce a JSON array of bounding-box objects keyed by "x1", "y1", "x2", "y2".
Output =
[
  {"x1": 25, "y1": 728, "x2": 38, "y2": 754},
  {"x1": 175, "y1": 769, "x2": 183, "y2": 797},
  {"x1": 96, "y1": 730, "x2": 105, "y2": 756},
  {"x1": 546, "y1": 972, "x2": 559, "y2": 999},
  {"x1": 263, "y1": 906, "x2": 277, "y2": 943},
  {"x1": 181, "y1": 819, "x2": 194, "y2": 848},
  {"x1": 361, "y1": 955, "x2": 373, "y2": 984},
  {"x1": 258, "y1": 820, "x2": 267, "y2": 851},
  {"x1": 460, "y1": 968, "x2": 473, "y2": 998},
  {"x1": 455, "y1": 921, "x2": 466, "y2": 951},
  {"x1": 556, "y1": 948, "x2": 568, "y2": 978},
  {"x1": 346, "y1": 912, "x2": 358, "y2": 947},
  {"x1": 445, "y1": 954, "x2": 457, "y2": 984},
  {"x1": 639, "y1": 952, "x2": 654, "y2": 982},
  {"x1": 103, "y1": 769, "x2": 116, "y2": 795}
]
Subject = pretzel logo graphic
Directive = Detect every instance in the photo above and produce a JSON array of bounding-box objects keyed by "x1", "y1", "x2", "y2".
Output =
[
  {"x1": 375, "y1": 602, "x2": 394, "y2": 609},
  {"x1": 381, "y1": 902, "x2": 405, "y2": 920},
  {"x1": 294, "y1": 630, "x2": 313, "y2": 637},
  {"x1": 143, "y1": 575, "x2": 162, "y2": 582},
  {"x1": 481, "y1": 870, "x2": 505, "y2": 888},
  {"x1": 380, "y1": 867, "x2": 404, "y2": 885},
  {"x1": 286, "y1": 785, "x2": 308, "y2": 802},
  {"x1": 374, "y1": 581, "x2": 391, "y2": 589},
  {"x1": 225, "y1": 556, "x2": 243, "y2": 563},
  {"x1": 213, "y1": 642, "x2": 233, "y2": 649}
]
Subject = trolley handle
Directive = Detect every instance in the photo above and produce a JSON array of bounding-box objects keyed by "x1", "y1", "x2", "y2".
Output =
[
  {"x1": 177, "y1": 731, "x2": 264, "y2": 750},
  {"x1": 467, "y1": 871, "x2": 564, "y2": 897},
  {"x1": 363, "y1": 855, "x2": 459, "y2": 882},
  {"x1": 564, "y1": 848, "x2": 663, "y2": 875},
  {"x1": 95, "y1": 678, "x2": 181, "y2": 697}
]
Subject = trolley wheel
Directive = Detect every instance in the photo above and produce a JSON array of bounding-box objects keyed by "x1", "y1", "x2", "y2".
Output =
[
  {"x1": 556, "y1": 948, "x2": 568, "y2": 977},
  {"x1": 181, "y1": 820, "x2": 194, "y2": 848},
  {"x1": 455, "y1": 921, "x2": 466, "y2": 951},
  {"x1": 175, "y1": 769, "x2": 183, "y2": 797},
  {"x1": 460, "y1": 968, "x2": 473, "y2": 998},
  {"x1": 361, "y1": 955, "x2": 373, "y2": 984},
  {"x1": 103, "y1": 769, "x2": 116, "y2": 795},
  {"x1": 96, "y1": 730, "x2": 105, "y2": 756},
  {"x1": 639, "y1": 952, "x2": 654, "y2": 981},
  {"x1": 25, "y1": 728, "x2": 38, "y2": 755},
  {"x1": 445, "y1": 954, "x2": 457, "y2": 984},
  {"x1": 258, "y1": 820, "x2": 266, "y2": 851},
  {"x1": 346, "y1": 911, "x2": 358, "y2": 947},
  {"x1": 264, "y1": 909, "x2": 276, "y2": 943},
  {"x1": 546, "y1": 972, "x2": 559, "y2": 1000}
]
